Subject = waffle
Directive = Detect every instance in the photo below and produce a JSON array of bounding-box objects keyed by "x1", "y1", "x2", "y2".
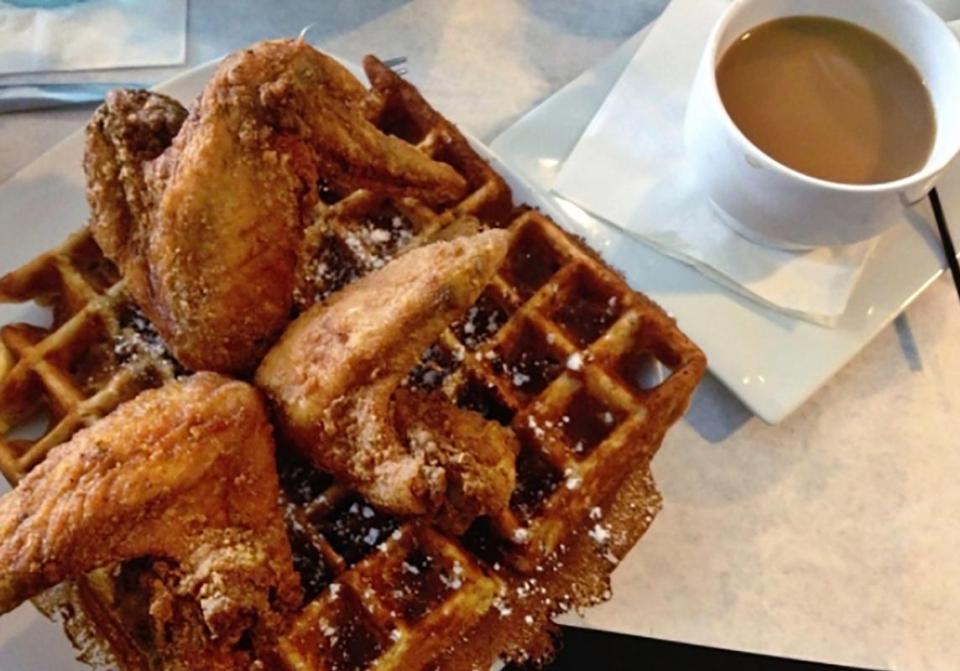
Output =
[
  {"x1": 406, "y1": 209, "x2": 706, "y2": 573},
  {"x1": 0, "y1": 229, "x2": 179, "y2": 487},
  {"x1": 268, "y1": 453, "x2": 654, "y2": 671},
  {"x1": 267, "y1": 455, "x2": 502, "y2": 671},
  {"x1": 262, "y1": 201, "x2": 705, "y2": 669},
  {"x1": 0, "y1": 47, "x2": 706, "y2": 671}
]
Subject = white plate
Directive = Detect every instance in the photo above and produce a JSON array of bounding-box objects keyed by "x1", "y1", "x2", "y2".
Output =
[
  {"x1": 0, "y1": 55, "x2": 651, "y2": 669},
  {"x1": 490, "y1": 29, "x2": 960, "y2": 424}
]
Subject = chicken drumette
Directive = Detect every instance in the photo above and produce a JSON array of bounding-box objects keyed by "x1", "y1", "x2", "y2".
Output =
[
  {"x1": 0, "y1": 373, "x2": 300, "y2": 646},
  {"x1": 85, "y1": 39, "x2": 467, "y2": 374},
  {"x1": 256, "y1": 229, "x2": 517, "y2": 525}
]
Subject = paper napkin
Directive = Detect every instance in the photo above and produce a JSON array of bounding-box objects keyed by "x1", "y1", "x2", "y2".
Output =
[
  {"x1": 0, "y1": 0, "x2": 187, "y2": 76},
  {"x1": 552, "y1": 0, "x2": 878, "y2": 325}
]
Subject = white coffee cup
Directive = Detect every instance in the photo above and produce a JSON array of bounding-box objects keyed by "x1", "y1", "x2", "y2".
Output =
[{"x1": 684, "y1": 0, "x2": 960, "y2": 249}]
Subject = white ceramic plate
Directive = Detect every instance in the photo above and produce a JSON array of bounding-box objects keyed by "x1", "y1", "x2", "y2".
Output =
[
  {"x1": 0, "y1": 54, "x2": 648, "y2": 669},
  {"x1": 490, "y1": 29, "x2": 960, "y2": 424}
]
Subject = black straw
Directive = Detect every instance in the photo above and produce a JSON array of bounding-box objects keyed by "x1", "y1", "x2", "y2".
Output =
[{"x1": 930, "y1": 187, "x2": 960, "y2": 304}]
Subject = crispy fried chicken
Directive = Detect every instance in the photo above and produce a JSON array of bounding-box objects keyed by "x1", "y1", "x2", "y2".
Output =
[
  {"x1": 84, "y1": 39, "x2": 467, "y2": 374},
  {"x1": 84, "y1": 90, "x2": 187, "y2": 299},
  {"x1": 0, "y1": 373, "x2": 300, "y2": 645},
  {"x1": 394, "y1": 387, "x2": 518, "y2": 533},
  {"x1": 255, "y1": 229, "x2": 515, "y2": 520}
]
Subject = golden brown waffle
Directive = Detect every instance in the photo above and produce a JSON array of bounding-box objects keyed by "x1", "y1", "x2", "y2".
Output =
[
  {"x1": 266, "y1": 209, "x2": 704, "y2": 670},
  {"x1": 0, "y1": 224, "x2": 702, "y2": 671},
  {"x1": 0, "y1": 229, "x2": 178, "y2": 486},
  {"x1": 0, "y1": 48, "x2": 706, "y2": 671},
  {"x1": 269, "y1": 435, "x2": 662, "y2": 671},
  {"x1": 269, "y1": 456, "x2": 502, "y2": 671},
  {"x1": 407, "y1": 209, "x2": 705, "y2": 572}
]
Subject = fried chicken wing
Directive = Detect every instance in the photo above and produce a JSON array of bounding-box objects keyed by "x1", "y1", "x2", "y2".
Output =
[
  {"x1": 255, "y1": 229, "x2": 512, "y2": 517},
  {"x1": 0, "y1": 373, "x2": 300, "y2": 644},
  {"x1": 84, "y1": 89, "x2": 187, "y2": 302},
  {"x1": 394, "y1": 387, "x2": 518, "y2": 534},
  {"x1": 236, "y1": 39, "x2": 468, "y2": 203},
  {"x1": 84, "y1": 82, "x2": 313, "y2": 375},
  {"x1": 84, "y1": 39, "x2": 467, "y2": 374}
]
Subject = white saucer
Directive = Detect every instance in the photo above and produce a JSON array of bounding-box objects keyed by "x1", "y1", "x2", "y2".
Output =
[{"x1": 489, "y1": 28, "x2": 960, "y2": 424}]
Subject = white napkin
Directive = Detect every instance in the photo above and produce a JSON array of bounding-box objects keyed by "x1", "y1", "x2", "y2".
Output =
[
  {"x1": 0, "y1": 0, "x2": 186, "y2": 76},
  {"x1": 552, "y1": 0, "x2": 878, "y2": 325}
]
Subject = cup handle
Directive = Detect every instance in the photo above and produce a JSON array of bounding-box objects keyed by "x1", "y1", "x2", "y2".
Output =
[{"x1": 901, "y1": 175, "x2": 940, "y2": 207}]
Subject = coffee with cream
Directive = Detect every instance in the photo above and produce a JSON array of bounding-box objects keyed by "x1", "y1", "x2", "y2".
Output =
[{"x1": 716, "y1": 16, "x2": 936, "y2": 185}]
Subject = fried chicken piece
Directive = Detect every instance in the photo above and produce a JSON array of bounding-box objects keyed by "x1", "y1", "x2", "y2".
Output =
[
  {"x1": 84, "y1": 89, "x2": 188, "y2": 309},
  {"x1": 256, "y1": 229, "x2": 512, "y2": 516},
  {"x1": 84, "y1": 39, "x2": 467, "y2": 374},
  {"x1": 84, "y1": 84, "x2": 314, "y2": 375},
  {"x1": 0, "y1": 373, "x2": 300, "y2": 645},
  {"x1": 395, "y1": 388, "x2": 518, "y2": 534},
  {"x1": 237, "y1": 39, "x2": 468, "y2": 203}
]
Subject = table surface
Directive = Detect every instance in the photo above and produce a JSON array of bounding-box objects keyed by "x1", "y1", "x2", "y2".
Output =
[{"x1": 1, "y1": 2, "x2": 957, "y2": 670}]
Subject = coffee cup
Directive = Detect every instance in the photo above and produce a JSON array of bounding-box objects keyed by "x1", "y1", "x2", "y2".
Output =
[{"x1": 684, "y1": 0, "x2": 960, "y2": 249}]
